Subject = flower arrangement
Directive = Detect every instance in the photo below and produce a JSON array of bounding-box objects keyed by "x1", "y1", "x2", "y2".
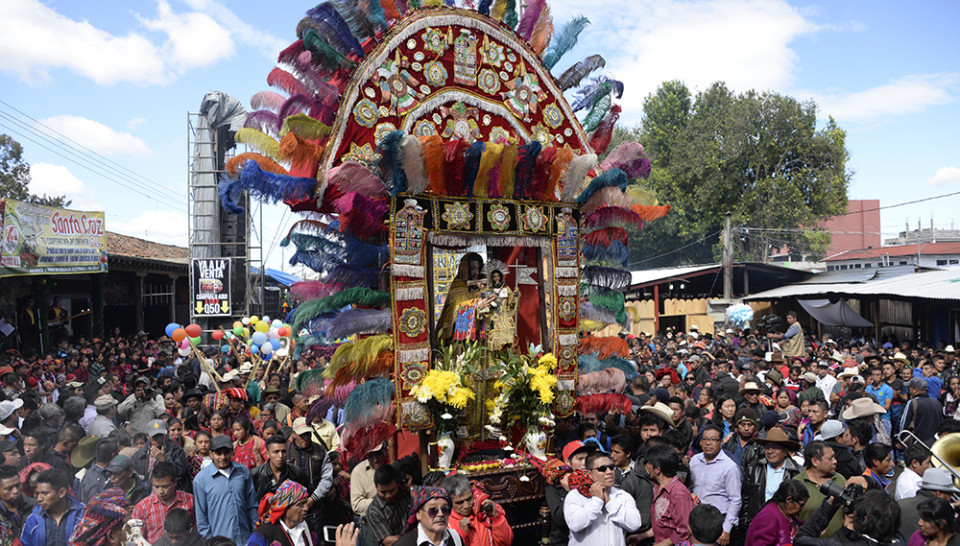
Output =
[
  {"x1": 409, "y1": 341, "x2": 481, "y2": 433},
  {"x1": 487, "y1": 344, "x2": 558, "y2": 434}
]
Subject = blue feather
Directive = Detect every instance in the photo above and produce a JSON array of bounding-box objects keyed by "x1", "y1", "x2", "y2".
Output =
[
  {"x1": 307, "y1": 3, "x2": 365, "y2": 58},
  {"x1": 582, "y1": 241, "x2": 629, "y2": 266},
  {"x1": 345, "y1": 235, "x2": 389, "y2": 266},
  {"x1": 578, "y1": 354, "x2": 636, "y2": 375},
  {"x1": 330, "y1": 0, "x2": 374, "y2": 39},
  {"x1": 542, "y1": 16, "x2": 590, "y2": 70},
  {"x1": 227, "y1": 161, "x2": 316, "y2": 206},
  {"x1": 572, "y1": 77, "x2": 624, "y2": 112},
  {"x1": 478, "y1": 0, "x2": 493, "y2": 15},
  {"x1": 575, "y1": 169, "x2": 628, "y2": 205},
  {"x1": 378, "y1": 130, "x2": 407, "y2": 196},
  {"x1": 359, "y1": 0, "x2": 387, "y2": 32},
  {"x1": 218, "y1": 177, "x2": 245, "y2": 214},
  {"x1": 344, "y1": 377, "x2": 395, "y2": 423},
  {"x1": 326, "y1": 308, "x2": 392, "y2": 339},
  {"x1": 513, "y1": 141, "x2": 541, "y2": 199},
  {"x1": 288, "y1": 252, "x2": 380, "y2": 288},
  {"x1": 463, "y1": 141, "x2": 485, "y2": 197}
]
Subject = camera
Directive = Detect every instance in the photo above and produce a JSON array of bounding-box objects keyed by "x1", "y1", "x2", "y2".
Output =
[
  {"x1": 819, "y1": 481, "x2": 862, "y2": 508},
  {"x1": 755, "y1": 314, "x2": 784, "y2": 336}
]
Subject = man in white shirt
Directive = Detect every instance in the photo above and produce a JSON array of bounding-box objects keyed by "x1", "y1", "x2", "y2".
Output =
[
  {"x1": 895, "y1": 444, "x2": 932, "y2": 501},
  {"x1": 563, "y1": 451, "x2": 642, "y2": 546},
  {"x1": 815, "y1": 362, "x2": 837, "y2": 403}
]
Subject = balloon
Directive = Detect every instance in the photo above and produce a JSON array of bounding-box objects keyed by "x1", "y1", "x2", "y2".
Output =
[
  {"x1": 233, "y1": 326, "x2": 243, "y2": 336},
  {"x1": 272, "y1": 319, "x2": 283, "y2": 329},
  {"x1": 234, "y1": 321, "x2": 243, "y2": 329},
  {"x1": 251, "y1": 332, "x2": 267, "y2": 346},
  {"x1": 250, "y1": 344, "x2": 259, "y2": 354},
  {"x1": 242, "y1": 317, "x2": 250, "y2": 325},
  {"x1": 260, "y1": 343, "x2": 274, "y2": 355},
  {"x1": 221, "y1": 345, "x2": 231, "y2": 354},
  {"x1": 250, "y1": 316, "x2": 259, "y2": 324},
  {"x1": 255, "y1": 321, "x2": 269, "y2": 333},
  {"x1": 225, "y1": 331, "x2": 234, "y2": 340},
  {"x1": 242, "y1": 327, "x2": 250, "y2": 338},
  {"x1": 262, "y1": 316, "x2": 270, "y2": 324},
  {"x1": 269, "y1": 339, "x2": 281, "y2": 351},
  {"x1": 179, "y1": 339, "x2": 190, "y2": 350},
  {"x1": 178, "y1": 347, "x2": 191, "y2": 356},
  {"x1": 165, "y1": 323, "x2": 181, "y2": 337},
  {"x1": 185, "y1": 324, "x2": 202, "y2": 338},
  {"x1": 268, "y1": 329, "x2": 279, "y2": 339},
  {"x1": 277, "y1": 327, "x2": 288, "y2": 337},
  {"x1": 211, "y1": 330, "x2": 224, "y2": 341},
  {"x1": 189, "y1": 336, "x2": 201, "y2": 346},
  {"x1": 171, "y1": 328, "x2": 186, "y2": 342}
]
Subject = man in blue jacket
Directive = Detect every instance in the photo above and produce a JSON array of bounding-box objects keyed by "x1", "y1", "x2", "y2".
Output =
[
  {"x1": 193, "y1": 435, "x2": 258, "y2": 545},
  {"x1": 20, "y1": 469, "x2": 84, "y2": 546}
]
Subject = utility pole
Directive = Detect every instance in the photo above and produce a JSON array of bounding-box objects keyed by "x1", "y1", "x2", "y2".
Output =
[{"x1": 723, "y1": 212, "x2": 733, "y2": 300}]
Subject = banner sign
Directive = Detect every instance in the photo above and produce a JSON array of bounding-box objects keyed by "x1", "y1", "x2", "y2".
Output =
[
  {"x1": 0, "y1": 199, "x2": 107, "y2": 277},
  {"x1": 192, "y1": 258, "x2": 231, "y2": 316}
]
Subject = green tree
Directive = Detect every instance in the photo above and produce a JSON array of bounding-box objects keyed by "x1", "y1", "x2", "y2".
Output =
[
  {"x1": 0, "y1": 134, "x2": 71, "y2": 208},
  {"x1": 630, "y1": 82, "x2": 850, "y2": 267}
]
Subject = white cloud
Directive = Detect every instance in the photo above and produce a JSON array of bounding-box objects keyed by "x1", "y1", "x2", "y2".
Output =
[
  {"x1": 126, "y1": 117, "x2": 147, "y2": 130},
  {"x1": 110, "y1": 210, "x2": 188, "y2": 246},
  {"x1": 0, "y1": 0, "x2": 234, "y2": 85},
  {"x1": 28, "y1": 163, "x2": 101, "y2": 210},
  {"x1": 929, "y1": 166, "x2": 960, "y2": 186},
  {"x1": 806, "y1": 73, "x2": 959, "y2": 123},
  {"x1": 40, "y1": 115, "x2": 153, "y2": 157},
  {"x1": 182, "y1": 0, "x2": 288, "y2": 60}
]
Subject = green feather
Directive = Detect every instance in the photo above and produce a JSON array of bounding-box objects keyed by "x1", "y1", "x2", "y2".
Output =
[
  {"x1": 303, "y1": 28, "x2": 357, "y2": 71},
  {"x1": 504, "y1": 0, "x2": 518, "y2": 28},
  {"x1": 581, "y1": 283, "x2": 626, "y2": 324},
  {"x1": 582, "y1": 93, "x2": 611, "y2": 132},
  {"x1": 282, "y1": 113, "x2": 333, "y2": 141},
  {"x1": 292, "y1": 287, "x2": 390, "y2": 333}
]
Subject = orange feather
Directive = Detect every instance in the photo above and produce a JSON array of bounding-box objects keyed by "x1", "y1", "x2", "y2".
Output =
[
  {"x1": 225, "y1": 153, "x2": 290, "y2": 176},
  {"x1": 578, "y1": 335, "x2": 630, "y2": 360},
  {"x1": 421, "y1": 135, "x2": 446, "y2": 194},
  {"x1": 278, "y1": 132, "x2": 325, "y2": 170}
]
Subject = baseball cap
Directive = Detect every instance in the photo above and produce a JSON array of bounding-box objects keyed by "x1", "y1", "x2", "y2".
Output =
[
  {"x1": 816, "y1": 420, "x2": 844, "y2": 441},
  {"x1": 293, "y1": 417, "x2": 312, "y2": 435},
  {"x1": 561, "y1": 440, "x2": 597, "y2": 462},
  {"x1": 145, "y1": 419, "x2": 168, "y2": 437},
  {"x1": 105, "y1": 454, "x2": 133, "y2": 475},
  {"x1": 210, "y1": 435, "x2": 234, "y2": 452},
  {"x1": 0, "y1": 399, "x2": 23, "y2": 421}
]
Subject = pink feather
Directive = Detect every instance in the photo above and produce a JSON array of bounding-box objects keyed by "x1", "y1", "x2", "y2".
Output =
[
  {"x1": 297, "y1": 51, "x2": 313, "y2": 70},
  {"x1": 290, "y1": 281, "x2": 343, "y2": 301},
  {"x1": 584, "y1": 206, "x2": 645, "y2": 229},
  {"x1": 332, "y1": 192, "x2": 389, "y2": 239},
  {"x1": 516, "y1": 0, "x2": 545, "y2": 40},
  {"x1": 334, "y1": 380, "x2": 356, "y2": 403},
  {"x1": 322, "y1": 161, "x2": 388, "y2": 204},
  {"x1": 250, "y1": 91, "x2": 286, "y2": 112},
  {"x1": 582, "y1": 186, "x2": 632, "y2": 215},
  {"x1": 600, "y1": 141, "x2": 644, "y2": 172}
]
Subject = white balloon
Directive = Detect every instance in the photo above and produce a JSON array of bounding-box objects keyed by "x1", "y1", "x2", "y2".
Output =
[
  {"x1": 262, "y1": 316, "x2": 271, "y2": 324},
  {"x1": 272, "y1": 319, "x2": 283, "y2": 328},
  {"x1": 268, "y1": 329, "x2": 280, "y2": 339},
  {"x1": 241, "y1": 317, "x2": 250, "y2": 325},
  {"x1": 178, "y1": 347, "x2": 191, "y2": 356}
]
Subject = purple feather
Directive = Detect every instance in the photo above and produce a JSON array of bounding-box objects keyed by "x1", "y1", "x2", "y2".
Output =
[
  {"x1": 279, "y1": 94, "x2": 314, "y2": 120},
  {"x1": 244, "y1": 110, "x2": 281, "y2": 135},
  {"x1": 326, "y1": 308, "x2": 392, "y2": 339},
  {"x1": 516, "y1": 0, "x2": 545, "y2": 40}
]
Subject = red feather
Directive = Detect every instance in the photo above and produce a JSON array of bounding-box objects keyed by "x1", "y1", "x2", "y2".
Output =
[
  {"x1": 578, "y1": 335, "x2": 630, "y2": 359},
  {"x1": 531, "y1": 146, "x2": 557, "y2": 201},
  {"x1": 444, "y1": 139, "x2": 468, "y2": 196},
  {"x1": 332, "y1": 192, "x2": 388, "y2": 240},
  {"x1": 267, "y1": 67, "x2": 308, "y2": 97},
  {"x1": 588, "y1": 105, "x2": 621, "y2": 155},
  {"x1": 343, "y1": 422, "x2": 397, "y2": 459},
  {"x1": 583, "y1": 227, "x2": 628, "y2": 247},
  {"x1": 578, "y1": 393, "x2": 632, "y2": 415}
]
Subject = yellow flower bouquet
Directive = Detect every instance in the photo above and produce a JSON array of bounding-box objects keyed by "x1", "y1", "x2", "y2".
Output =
[
  {"x1": 487, "y1": 345, "x2": 558, "y2": 433},
  {"x1": 409, "y1": 341, "x2": 480, "y2": 433}
]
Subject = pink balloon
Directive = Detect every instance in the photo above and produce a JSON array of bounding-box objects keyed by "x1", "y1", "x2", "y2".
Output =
[{"x1": 180, "y1": 339, "x2": 190, "y2": 349}]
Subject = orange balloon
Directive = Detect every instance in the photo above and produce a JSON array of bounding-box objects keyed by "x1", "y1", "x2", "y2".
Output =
[
  {"x1": 171, "y1": 328, "x2": 186, "y2": 342},
  {"x1": 211, "y1": 330, "x2": 224, "y2": 340},
  {"x1": 185, "y1": 324, "x2": 202, "y2": 338},
  {"x1": 233, "y1": 321, "x2": 243, "y2": 329}
]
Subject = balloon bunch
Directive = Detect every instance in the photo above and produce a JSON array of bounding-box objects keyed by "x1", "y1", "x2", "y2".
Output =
[
  {"x1": 165, "y1": 322, "x2": 224, "y2": 392},
  {"x1": 213, "y1": 315, "x2": 296, "y2": 389}
]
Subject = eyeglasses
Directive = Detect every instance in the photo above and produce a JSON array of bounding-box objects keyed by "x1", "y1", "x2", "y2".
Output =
[
  {"x1": 701, "y1": 437, "x2": 722, "y2": 444},
  {"x1": 425, "y1": 505, "x2": 452, "y2": 518},
  {"x1": 591, "y1": 464, "x2": 615, "y2": 473}
]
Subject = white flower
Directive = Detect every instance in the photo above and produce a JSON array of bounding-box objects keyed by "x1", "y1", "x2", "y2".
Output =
[
  {"x1": 498, "y1": 435, "x2": 507, "y2": 442},
  {"x1": 519, "y1": 475, "x2": 530, "y2": 482},
  {"x1": 485, "y1": 425, "x2": 496, "y2": 432},
  {"x1": 441, "y1": 413, "x2": 453, "y2": 420},
  {"x1": 510, "y1": 453, "x2": 519, "y2": 459},
  {"x1": 503, "y1": 445, "x2": 514, "y2": 451}
]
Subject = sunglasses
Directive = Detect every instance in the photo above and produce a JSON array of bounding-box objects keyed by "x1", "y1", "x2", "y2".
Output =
[
  {"x1": 591, "y1": 464, "x2": 615, "y2": 473},
  {"x1": 425, "y1": 505, "x2": 452, "y2": 518}
]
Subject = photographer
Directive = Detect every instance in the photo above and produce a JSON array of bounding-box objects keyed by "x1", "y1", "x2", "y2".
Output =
[
  {"x1": 117, "y1": 376, "x2": 165, "y2": 435},
  {"x1": 795, "y1": 487, "x2": 904, "y2": 545},
  {"x1": 767, "y1": 311, "x2": 804, "y2": 359}
]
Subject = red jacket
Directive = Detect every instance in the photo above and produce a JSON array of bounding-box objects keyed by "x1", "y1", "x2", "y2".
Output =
[{"x1": 448, "y1": 491, "x2": 513, "y2": 546}]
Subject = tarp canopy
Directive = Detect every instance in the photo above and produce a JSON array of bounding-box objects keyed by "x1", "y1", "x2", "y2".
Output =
[
  {"x1": 251, "y1": 266, "x2": 301, "y2": 287},
  {"x1": 798, "y1": 299, "x2": 873, "y2": 328}
]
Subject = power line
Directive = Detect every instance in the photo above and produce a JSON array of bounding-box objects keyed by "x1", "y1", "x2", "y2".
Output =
[
  {"x1": 626, "y1": 230, "x2": 722, "y2": 267},
  {"x1": 834, "y1": 191, "x2": 960, "y2": 216}
]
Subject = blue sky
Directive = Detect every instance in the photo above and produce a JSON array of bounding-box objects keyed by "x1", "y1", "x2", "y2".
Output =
[{"x1": 1, "y1": 0, "x2": 958, "y2": 274}]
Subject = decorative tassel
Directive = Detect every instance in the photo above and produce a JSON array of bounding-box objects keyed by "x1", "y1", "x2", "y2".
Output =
[
  {"x1": 478, "y1": 0, "x2": 493, "y2": 15},
  {"x1": 584, "y1": 206, "x2": 645, "y2": 229},
  {"x1": 588, "y1": 104, "x2": 620, "y2": 155},
  {"x1": 306, "y1": 3, "x2": 366, "y2": 58},
  {"x1": 559, "y1": 153, "x2": 597, "y2": 202},
  {"x1": 326, "y1": 308, "x2": 392, "y2": 339},
  {"x1": 235, "y1": 128, "x2": 280, "y2": 159},
  {"x1": 245, "y1": 110, "x2": 281, "y2": 136},
  {"x1": 291, "y1": 286, "x2": 391, "y2": 333},
  {"x1": 579, "y1": 335, "x2": 630, "y2": 359},
  {"x1": 378, "y1": 130, "x2": 408, "y2": 196},
  {"x1": 557, "y1": 54, "x2": 605, "y2": 91},
  {"x1": 400, "y1": 134, "x2": 428, "y2": 193},
  {"x1": 581, "y1": 93, "x2": 611, "y2": 133},
  {"x1": 225, "y1": 153, "x2": 289, "y2": 177},
  {"x1": 530, "y1": 145, "x2": 556, "y2": 201},
  {"x1": 582, "y1": 265, "x2": 631, "y2": 290},
  {"x1": 283, "y1": 113, "x2": 333, "y2": 141},
  {"x1": 278, "y1": 132, "x2": 325, "y2": 169},
  {"x1": 421, "y1": 135, "x2": 446, "y2": 194},
  {"x1": 463, "y1": 141, "x2": 484, "y2": 197},
  {"x1": 290, "y1": 281, "x2": 342, "y2": 301},
  {"x1": 332, "y1": 192, "x2": 389, "y2": 239},
  {"x1": 632, "y1": 204, "x2": 671, "y2": 222},
  {"x1": 577, "y1": 393, "x2": 632, "y2": 415},
  {"x1": 575, "y1": 168, "x2": 628, "y2": 205},
  {"x1": 516, "y1": 0, "x2": 544, "y2": 40},
  {"x1": 542, "y1": 16, "x2": 589, "y2": 69},
  {"x1": 529, "y1": 4, "x2": 554, "y2": 56},
  {"x1": 513, "y1": 141, "x2": 541, "y2": 199},
  {"x1": 583, "y1": 226, "x2": 628, "y2": 247},
  {"x1": 443, "y1": 139, "x2": 468, "y2": 196},
  {"x1": 498, "y1": 142, "x2": 518, "y2": 198},
  {"x1": 267, "y1": 67, "x2": 309, "y2": 97},
  {"x1": 475, "y1": 142, "x2": 503, "y2": 198},
  {"x1": 250, "y1": 91, "x2": 286, "y2": 112}
]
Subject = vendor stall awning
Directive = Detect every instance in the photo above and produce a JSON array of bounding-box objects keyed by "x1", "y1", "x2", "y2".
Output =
[
  {"x1": 251, "y1": 266, "x2": 301, "y2": 287},
  {"x1": 798, "y1": 299, "x2": 873, "y2": 328}
]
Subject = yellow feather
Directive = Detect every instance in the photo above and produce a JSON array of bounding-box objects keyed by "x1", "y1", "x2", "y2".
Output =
[
  {"x1": 580, "y1": 319, "x2": 603, "y2": 332},
  {"x1": 325, "y1": 341, "x2": 356, "y2": 379},
  {"x1": 490, "y1": 0, "x2": 507, "y2": 21},
  {"x1": 474, "y1": 142, "x2": 503, "y2": 197},
  {"x1": 498, "y1": 143, "x2": 518, "y2": 199},
  {"x1": 282, "y1": 113, "x2": 333, "y2": 141},
  {"x1": 235, "y1": 128, "x2": 280, "y2": 160},
  {"x1": 352, "y1": 335, "x2": 394, "y2": 378},
  {"x1": 626, "y1": 186, "x2": 660, "y2": 206}
]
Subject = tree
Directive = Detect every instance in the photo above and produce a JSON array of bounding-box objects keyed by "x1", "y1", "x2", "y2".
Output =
[
  {"x1": 630, "y1": 82, "x2": 850, "y2": 267},
  {"x1": 0, "y1": 134, "x2": 71, "y2": 208}
]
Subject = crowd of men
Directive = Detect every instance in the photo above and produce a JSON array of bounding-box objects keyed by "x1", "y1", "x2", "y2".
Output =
[{"x1": 0, "y1": 315, "x2": 958, "y2": 546}]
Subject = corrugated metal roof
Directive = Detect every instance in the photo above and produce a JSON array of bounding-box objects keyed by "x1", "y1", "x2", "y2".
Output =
[
  {"x1": 799, "y1": 270, "x2": 876, "y2": 284},
  {"x1": 630, "y1": 264, "x2": 718, "y2": 287},
  {"x1": 745, "y1": 268, "x2": 960, "y2": 301},
  {"x1": 825, "y1": 242, "x2": 960, "y2": 261}
]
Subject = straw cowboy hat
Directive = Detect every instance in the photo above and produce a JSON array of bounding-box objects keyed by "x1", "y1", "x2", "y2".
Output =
[
  {"x1": 739, "y1": 382, "x2": 764, "y2": 396},
  {"x1": 893, "y1": 352, "x2": 911, "y2": 364},
  {"x1": 837, "y1": 368, "x2": 859, "y2": 379},
  {"x1": 841, "y1": 397, "x2": 886, "y2": 421},
  {"x1": 755, "y1": 427, "x2": 801, "y2": 452},
  {"x1": 640, "y1": 402, "x2": 675, "y2": 427}
]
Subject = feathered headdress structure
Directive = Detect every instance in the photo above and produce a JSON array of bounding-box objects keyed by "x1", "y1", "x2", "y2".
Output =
[{"x1": 219, "y1": 0, "x2": 668, "y2": 439}]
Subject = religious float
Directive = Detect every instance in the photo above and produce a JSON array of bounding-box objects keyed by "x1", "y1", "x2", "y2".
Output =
[{"x1": 215, "y1": 0, "x2": 669, "y2": 538}]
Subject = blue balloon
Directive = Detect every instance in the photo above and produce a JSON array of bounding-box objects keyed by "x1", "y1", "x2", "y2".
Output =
[
  {"x1": 269, "y1": 339, "x2": 281, "y2": 351},
  {"x1": 260, "y1": 343, "x2": 274, "y2": 355},
  {"x1": 252, "y1": 331, "x2": 268, "y2": 346},
  {"x1": 165, "y1": 323, "x2": 180, "y2": 337},
  {"x1": 221, "y1": 345, "x2": 231, "y2": 354},
  {"x1": 250, "y1": 344, "x2": 259, "y2": 354}
]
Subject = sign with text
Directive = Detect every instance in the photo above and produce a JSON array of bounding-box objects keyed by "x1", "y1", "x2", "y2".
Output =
[
  {"x1": 192, "y1": 258, "x2": 231, "y2": 316},
  {"x1": 0, "y1": 199, "x2": 107, "y2": 277}
]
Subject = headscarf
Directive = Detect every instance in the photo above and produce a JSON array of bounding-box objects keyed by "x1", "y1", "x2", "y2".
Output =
[
  {"x1": 566, "y1": 469, "x2": 594, "y2": 498},
  {"x1": 257, "y1": 479, "x2": 308, "y2": 526},
  {"x1": 540, "y1": 458, "x2": 572, "y2": 487},
  {"x1": 470, "y1": 487, "x2": 494, "y2": 523},
  {"x1": 225, "y1": 387, "x2": 248, "y2": 401},
  {"x1": 19, "y1": 462, "x2": 52, "y2": 497},
  {"x1": 68, "y1": 488, "x2": 130, "y2": 546},
  {"x1": 406, "y1": 486, "x2": 451, "y2": 532}
]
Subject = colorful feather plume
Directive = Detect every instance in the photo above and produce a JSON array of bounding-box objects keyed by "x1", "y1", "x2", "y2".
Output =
[
  {"x1": 572, "y1": 78, "x2": 624, "y2": 112},
  {"x1": 379, "y1": 0, "x2": 402, "y2": 19},
  {"x1": 421, "y1": 135, "x2": 446, "y2": 194},
  {"x1": 303, "y1": 28, "x2": 357, "y2": 71},
  {"x1": 343, "y1": 421, "x2": 397, "y2": 459},
  {"x1": 578, "y1": 354, "x2": 636, "y2": 376},
  {"x1": 632, "y1": 204, "x2": 671, "y2": 222},
  {"x1": 559, "y1": 153, "x2": 597, "y2": 202},
  {"x1": 292, "y1": 286, "x2": 390, "y2": 333},
  {"x1": 444, "y1": 139, "x2": 468, "y2": 196},
  {"x1": 577, "y1": 368, "x2": 627, "y2": 395},
  {"x1": 279, "y1": 132, "x2": 325, "y2": 169},
  {"x1": 330, "y1": 0, "x2": 375, "y2": 39},
  {"x1": 579, "y1": 319, "x2": 604, "y2": 332},
  {"x1": 546, "y1": 146, "x2": 574, "y2": 201},
  {"x1": 581, "y1": 283, "x2": 626, "y2": 324},
  {"x1": 581, "y1": 240, "x2": 628, "y2": 267},
  {"x1": 278, "y1": 40, "x2": 308, "y2": 66},
  {"x1": 498, "y1": 142, "x2": 518, "y2": 199},
  {"x1": 531, "y1": 145, "x2": 556, "y2": 201},
  {"x1": 578, "y1": 335, "x2": 630, "y2": 359},
  {"x1": 490, "y1": 0, "x2": 507, "y2": 20},
  {"x1": 528, "y1": 4, "x2": 554, "y2": 56},
  {"x1": 575, "y1": 168, "x2": 627, "y2": 205},
  {"x1": 332, "y1": 192, "x2": 389, "y2": 239},
  {"x1": 285, "y1": 219, "x2": 332, "y2": 240},
  {"x1": 235, "y1": 128, "x2": 280, "y2": 159},
  {"x1": 475, "y1": 142, "x2": 503, "y2": 198},
  {"x1": 577, "y1": 393, "x2": 632, "y2": 415},
  {"x1": 581, "y1": 93, "x2": 611, "y2": 133},
  {"x1": 503, "y1": 0, "x2": 518, "y2": 27},
  {"x1": 326, "y1": 308, "x2": 392, "y2": 339},
  {"x1": 283, "y1": 113, "x2": 333, "y2": 141},
  {"x1": 226, "y1": 153, "x2": 289, "y2": 177},
  {"x1": 218, "y1": 179, "x2": 244, "y2": 214},
  {"x1": 245, "y1": 110, "x2": 282, "y2": 135},
  {"x1": 321, "y1": 161, "x2": 388, "y2": 204},
  {"x1": 582, "y1": 265, "x2": 631, "y2": 290},
  {"x1": 583, "y1": 186, "x2": 631, "y2": 215},
  {"x1": 358, "y1": 0, "x2": 388, "y2": 32},
  {"x1": 477, "y1": 0, "x2": 493, "y2": 15},
  {"x1": 584, "y1": 206, "x2": 645, "y2": 229},
  {"x1": 295, "y1": 368, "x2": 326, "y2": 398},
  {"x1": 513, "y1": 141, "x2": 541, "y2": 199},
  {"x1": 516, "y1": 0, "x2": 544, "y2": 40},
  {"x1": 542, "y1": 16, "x2": 589, "y2": 69},
  {"x1": 327, "y1": 335, "x2": 393, "y2": 381},
  {"x1": 557, "y1": 54, "x2": 605, "y2": 91},
  {"x1": 589, "y1": 104, "x2": 621, "y2": 155},
  {"x1": 279, "y1": 94, "x2": 316, "y2": 121},
  {"x1": 463, "y1": 141, "x2": 484, "y2": 197},
  {"x1": 306, "y1": 3, "x2": 366, "y2": 58},
  {"x1": 305, "y1": 397, "x2": 336, "y2": 425},
  {"x1": 292, "y1": 257, "x2": 380, "y2": 288},
  {"x1": 219, "y1": 162, "x2": 316, "y2": 214},
  {"x1": 250, "y1": 91, "x2": 286, "y2": 112},
  {"x1": 290, "y1": 281, "x2": 342, "y2": 301},
  {"x1": 400, "y1": 134, "x2": 428, "y2": 193},
  {"x1": 267, "y1": 67, "x2": 309, "y2": 98},
  {"x1": 333, "y1": 380, "x2": 358, "y2": 404},
  {"x1": 582, "y1": 226, "x2": 628, "y2": 247},
  {"x1": 601, "y1": 142, "x2": 651, "y2": 180},
  {"x1": 580, "y1": 301, "x2": 621, "y2": 326},
  {"x1": 378, "y1": 130, "x2": 407, "y2": 196},
  {"x1": 343, "y1": 377, "x2": 395, "y2": 425}
]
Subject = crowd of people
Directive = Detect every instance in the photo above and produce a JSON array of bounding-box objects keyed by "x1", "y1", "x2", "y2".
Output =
[{"x1": 0, "y1": 315, "x2": 958, "y2": 546}]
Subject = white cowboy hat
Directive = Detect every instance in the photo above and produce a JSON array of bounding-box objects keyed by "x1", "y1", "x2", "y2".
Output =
[
  {"x1": 640, "y1": 402, "x2": 674, "y2": 427},
  {"x1": 841, "y1": 398, "x2": 886, "y2": 421}
]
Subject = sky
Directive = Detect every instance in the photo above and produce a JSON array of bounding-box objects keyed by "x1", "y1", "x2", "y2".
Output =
[{"x1": 1, "y1": 0, "x2": 958, "y2": 275}]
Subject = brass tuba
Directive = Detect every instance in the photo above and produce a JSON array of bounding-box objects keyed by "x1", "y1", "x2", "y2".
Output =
[{"x1": 898, "y1": 430, "x2": 960, "y2": 488}]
